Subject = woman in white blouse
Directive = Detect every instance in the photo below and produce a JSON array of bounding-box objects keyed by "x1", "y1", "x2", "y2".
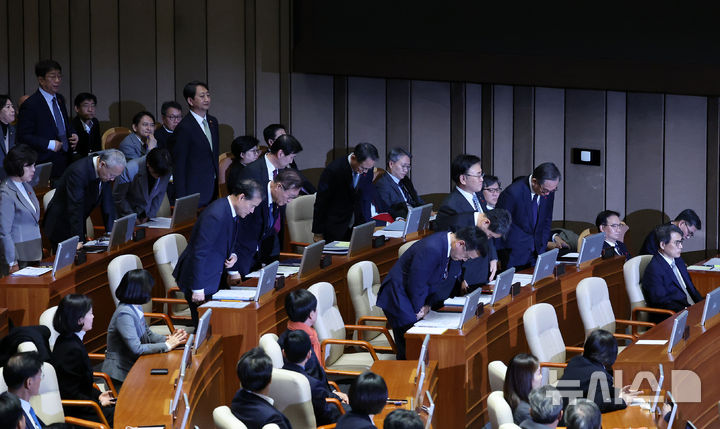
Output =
[{"x1": 0, "y1": 144, "x2": 41, "y2": 276}]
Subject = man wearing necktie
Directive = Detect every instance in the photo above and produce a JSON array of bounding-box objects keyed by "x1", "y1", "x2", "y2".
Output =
[
  {"x1": 239, "y1": 133, "x2": 304, "y2": 200},
  {"x1": 17, "y1": 60, "x2": 78, "y2": 180},
  {"x1": 374, "y1": 147, "x2": 426, "y2": 220},
  {"x1": 596, "y1": 210, "x2": 631, "y2": 261},
  {"x1": 641, "y1": 224, "x2": 703, "y2": 321},
  {"x1": 4, "y1": 352, "x2": 46, "y2": 429}
]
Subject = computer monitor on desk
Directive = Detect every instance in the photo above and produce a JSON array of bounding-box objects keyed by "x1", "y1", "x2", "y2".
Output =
[
  {"x1": 298, "y1": 240, "x2": 324, "y2": 280},
  {"x1": 348, "y1": 221, "x2": 375, "y2": 257},
  {"x1": 531, "y1": 248, "x2": 559, "y2": 286},
  {"x1": 193, "y1": 308, "x2": 212, "y2": 353},
  {"x1": 668, "y1": 309, "x2": 688, "y2": 353},
  {"x1": 53, "y1": 235, "x2": 79, "y2": 277},
  {"x1": 491, "y1": 267, "x2": 515, "y2": 305},
  {"x1": 576, "y1": 232, "x2": 605, "y2": 267},
  {"x1": 701, "y1": 287, "x2": 720, "y2": 326}
]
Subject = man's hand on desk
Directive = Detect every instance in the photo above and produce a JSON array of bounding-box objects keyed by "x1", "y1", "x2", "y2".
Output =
[
  {"x1": 8, "y1": 263, "x2": 18, "y2": 274},
  {"x1": 460, "y1": 280, "x2": 469, "y2": 294},
  {"x1": 416, "y1": 305, "x2": 430, "y2": 320},
  {"x1": 619, "y1": 385, "x2": 641, "y2": 403},
  {"x1": 313, "y1": 233, "x2": 324, "y2": 243},
  {"x1": 227, "y1": 271, "x2": 242, "y2": 286},
  {"x1": 191, "y1": 291, "x2": 205, "y2": 303}
]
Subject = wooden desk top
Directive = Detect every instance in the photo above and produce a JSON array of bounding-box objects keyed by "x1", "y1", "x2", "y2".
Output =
[{"x1": 603, "y1": 406, "x2": 660, "y2": 428}]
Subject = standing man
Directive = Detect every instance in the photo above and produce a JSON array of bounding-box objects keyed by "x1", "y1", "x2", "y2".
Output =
[
  {"x1": 312, "y1": 142, "x2": 381, "y2": 243},
  {"x1": 240, "y1": 133, "x2": 303, "y2": 197},
  {"x1": 496, "y1": 162, "x2": 561, "y2": 269},
  {"x1": 17, "y1": 60, "x2": 78, "y2": 179},
  {"x1": 639, "y1": 209, "x2": 701, "y2": 256},
  {"x1": 374, "y1": 147, "x2": 425, "y2": 218},
  {"x1": 263, "y1": 123, "x2": 316, "y2": 194},
  {"x1": 154, "y1": 101, "x2": 183, "y2": 150},
  {"x1": 170, "y1": 81, "x2": 219, "y2": 207},
  {"x1": 376, "y1": 226, "x2": 487, "y2": 359},
  {"x1": 71, "y1": 93, "x2": 101, "y2": 160},
  {"x1": 173, "y1": 178, "x2": 263, "y2": 326}
]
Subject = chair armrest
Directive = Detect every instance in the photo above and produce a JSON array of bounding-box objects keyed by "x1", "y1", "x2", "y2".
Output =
[
  {"x1": 166, "y1": 287, "x2": 182, "y2": 296},
  {"x1": 65, "y1": 416, "x2": 108, "y2": 429},
  {"x1": 356, "y1": 316, "x2": 388, "y2": 325},
  {"x1": 565, "y1": 346, "x2": 584, "y2": 354},
  {"x1": 325, "y1": 397, "x2": 346, "y2": 414},
  {"x1": 92, "y1": 372, "x2": 118, "y2": 397},
  {"x1": 343, "y1": 324, "x2": 396, "y2": 353},
  {"x1": 632, "y1": 307, "x2": 675, "y2": 320},
  {"x1": 317, "y1": 424, "x2": 337, "y2": 429},
  {"x1": 88, "y1": 353, "x2": 105, "y2": 361},
  {"x1": 320, "y1": 338, "x2": 380, "y2": 365},
  {"x1": 61, "y1": 399, "x2": 110, "y2": 428},
  {"x1": 615, "y1": 318, "x2": 656, "y2": 336},
  {"x1": 144, "y1": 312, "x2": 176, "y2": 332},
  {"x1": 279, "y1": 252, "x2": 303, "y2": 258},
  {"x1": 289, "y1": 241, "x2": 310, "y2": 247},
  {"x1": 151, "y1": 297, "x2": 187, "y2": 305},
  {"x1": 612, "y1": 333, "x2": 637, "y2": 341},
  {"x1": 540, "y1": 362, "x2": 567, "y2": 368},
  {"x1": 328, "y1": 381, "x2": 341, "y2": 391}
]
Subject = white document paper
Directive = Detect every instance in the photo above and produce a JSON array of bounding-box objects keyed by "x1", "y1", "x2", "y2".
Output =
[
  {"x1": 414, "y1": 311, "x2": 462, "y2": 329},
  {"x1": 138, "y1": 217, "x2": 172, "y2": 229},
  {"x1": 704, "y1": 257, "x2": 720, "y2": 266},
  {"x1": 444, "y1": 297, "x2": 466, "y2": 307},
  {"x1": 11, "y1": 267, "x2": 53, "y2": 277},
  {"x1": 200, "y1": 300, "x2": 250, "y2": 309},
  {"x1": 562, "y1": 252, "x2": 580, "y2": 258},
  {"x1": 406, "y1": 326, "x2": 447, "y2": 335},
  {"x1": 373, "y1": 230, "x2": 403, "y2": 238},
  {"x1": 635, "y1": 339, "x2": 668, "y2": 345},
  {"x1": 688, "y1": 265, "x2": 718, "y2": 271}
]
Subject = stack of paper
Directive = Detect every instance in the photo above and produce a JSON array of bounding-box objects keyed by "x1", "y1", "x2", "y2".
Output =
[
  {"x1": 488, "y1": 274, "x2": 533, "y2": 287},
  {"x1": 200, "y1": 300, "x2": 250, "y2": 309},
  {"x1": 323, "y1": 241, "x2": 350, "y2": 254},
  {"x1": 11, "y1": 267, "x2": 52, "y2": 277},
  {"x1": 414, "y1": 311, "x2": 462, "y2": 329},
  {"x1": 138, "y1": 217, "x2": 172, "y2": 229},
  {"x1": 213, "y1": 289, "x2": 256, "y2": 301},
  {"x1": 246, "y1": 266, "x2": 299, "y2": 278}
]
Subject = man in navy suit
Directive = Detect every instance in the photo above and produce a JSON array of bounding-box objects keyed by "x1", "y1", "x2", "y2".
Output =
[
  {"x1": 377, "y1": 226, "x2": 488, "y2": 359},
  {"x1": 642, "y1": 224, "x2": 703, "y2": 317},
  {"x1": 170, "y1": 81, "x2": 219, "y2": 207},
  {"x1": 263, "y1": 123, "x2": 316, "y2": 194},
  {"x1": 374, "y1": 147, "x2": 424, "y2": 219},
  {"x1": 312, "y1": 143, "x2": 382, "y2": 243},
  {"x1": 154, "y1": 101, "x2": 183, "y2": 151},
  {"x1": 173, "y1": 178, "x2": 263, "y2": 326},
  {"x1": 17, "y1": 60, "x2": 78, "y2": 179},
  {"x1": 0, "y1": 391, "x2": 25, "y2": 429},
  {"x1": 3, "y1": 352, "x2": 46, "y2": 429},
  {"x1": 71, "y1": 92, "x2": 101, "y2": 161},
  {"x1": 639, "y1": 209, "x2": 701, "y2": 256},
  {"x1": 240, "y1": 133, "x2": 303, "y2": 200},
  {"x1": 496, "y1": 162, "x2": 562, "y2": 270},
  {"x1": 231, "y1": 347, "x2": 292, "y2": 429},
  {"x1": 595, "y1": 210, "x2": 630, "y2": 260}
]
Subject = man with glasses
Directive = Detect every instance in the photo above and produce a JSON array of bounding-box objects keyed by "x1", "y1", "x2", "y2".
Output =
[
  {"x1": 71, "y1": 93, "x2": 101, "y2": 161},
  {"x1": 641, "y1": 224, "x2": 703, "y2": 319},
  {"x1": 497, "y1": 162, "x2": 561, "y2": 270},
  {"x1": 596, "y1": 210, "x2": 630, "y2": 260},
  {"x1": 639, "y1": 209, "x2": 702, "y2": 256},
  {"x1": 154, "y1": 101, "x2": 183, "y2": 151},
  {"x1": 375, "y1": 147, "x2": 425, "y2": 219}
]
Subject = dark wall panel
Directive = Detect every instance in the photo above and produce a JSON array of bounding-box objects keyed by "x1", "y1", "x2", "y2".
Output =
[
  {"x1": 533, "y1": 87, "x2": 565, "y2": 219},
  {"x1": 7, "y1": 0, "x2": 24, "y2": 101},
  {"x1": 174, "y1": 0, "x2": 207, "y2": 106},
  {"x1": 605, "y1": 91, "x2": 626, "y2": 216},
  {"x1": 49, "y1": 0, "x2": 70, "y2": 101},
  {"x1": 386, "y1": 79, "x2": 411, "y2": 152},
  {"x1": 90, "y1": 0, "x2": 119, "y2": 127},
  {"x1": 255, "y1": 0, "x2": 280, "y2": 139},
  {"x1": 348, "y1": 77, "x2": 386, "y2": 162},
  {"x1": 411, "y1": 81, "x2": 451, "y2": 194},
  {"x1": 465, "y1": 83, "x2": 482, "y2": 157},
  {"x1": 155, "y1": 0, "x2": 176, "y2": 118},
  {"x1": 492, "y1": 85, "x2": 513, "y2": 189},
  {"x1": 512, "y1": 86, "x2": 534, "y2": 178},
  {"x1": 69, "y1": 0, "x2": 91, "y2": 100},
  {"x1": 290, "y1": 73, "x2": 333, "y2": 169},
  {"x1": 0, "y1": 0, "x2": 8, "y2": 93},
  {"x1": 22, "y1": 0, "x2": 40, "y2": 96}
]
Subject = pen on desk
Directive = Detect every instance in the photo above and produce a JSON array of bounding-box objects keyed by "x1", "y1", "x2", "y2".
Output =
[{"x1": 386, "y1": 399, "x2": 407, "y2": 405}]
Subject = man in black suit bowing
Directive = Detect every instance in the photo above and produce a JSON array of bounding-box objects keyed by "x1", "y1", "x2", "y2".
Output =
[
  {"x1": 71, "y1": 93, "x2": 101, "y2": 160},
  {"x1": 170, "y1": 81, "x2": 220, "y2": 207},
  {"x1": 17, "y1": 60, "x2": 78, "y2": 179},
  {"x1": 374, "y1": 147, "x2": 425, "y2": 219},
  {"x1": 3, "y1": 352, "x2": 46, "y2": 429},
  {"x1": 240, "y1": 133, "x2": 303, "y2": 198}
]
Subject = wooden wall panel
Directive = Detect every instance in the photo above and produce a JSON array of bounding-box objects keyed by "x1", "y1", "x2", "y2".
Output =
[
  {"x1": 512, "y1": 86, "x2": 534, "y2": 177},
  {"x1": 465, "y1": 83, "x2": 482, "y2": 157},
  {"x1": 491, "y1": 85, "x2": 514, "y2": 191},
  {"x1": 174, "y1": 0, "x2": 207, "y2": 107},
  {"x1": 605, "y1": 91, "x2": 627, "y2": 216},
  {"x1": 255, "y1": 0, "x2": 280, "y2": 139},
  {"x1": 49, "y1": 0, "x2": 70, "y2": 101},
  {"x1": 450, "y1": 82, "x2": 465, "y2": 162},
  {"x1": 348, "y1": 77, "x2": 386, "y2": 164},
  {"x1": 706, "y1": 98, "x2": 720, "y2": 256},
  {"x1": 90, "y1": 0, "x2": 119, "y2": 127},
  {"x1": 22, "y1": 0, "x2": 40, "y2": 96},
  {"x1": 7, "y1": 0, "x2": 24, "y2": 101},
  {"x1": 290, "y1": 73, "x2": 333, "y2": 169},
  {"x1": 533, "y1": 87, "x2": 565, "y2": 219},
  {"x1": 411, "y1": 81, "x2": 451, "y2": 194},
  {"x1": 69, "y1": 0, "x2": 92, "y2": 100},
  {"x1": 155, "y1": 0, "x2": 176, "y2": 118}
]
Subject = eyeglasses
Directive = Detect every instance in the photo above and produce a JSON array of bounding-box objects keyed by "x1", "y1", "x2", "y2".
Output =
[
  {"x1": 672, "y1": 240, "x2": 684, "y2": 246},
  {"x1": 603, "y1": 223, "x2": 622, "y2": 230},
  {"x1": 538, "y1": 186, "x2": 556, "y2": 196},
  {"x1": 396, "y1": 164, "x2": 411, "y2": 171},
  {"x1": 483, "y1": 187, "x2": 502, "y2": 194},
  {"x1": 165, "y1": 115, "x2": 182, "y2": 121},
  {"x1": 44, "y1": 73, "x2": 62, "y2": 81},
  {"x1": 464, "y1": 172, "x2": 484, "y2": 179}
]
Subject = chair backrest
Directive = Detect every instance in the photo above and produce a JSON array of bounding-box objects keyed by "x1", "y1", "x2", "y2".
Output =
[
  {"x1": 576, "y1": 277, "x2": 616, "y2": 339},
  {"x1": 286, "y1": 194, "x2": 316, "y2": 244},
  {"x1": 488, "y1": 360, "x2": 508, "y2": 392},
  {"x1": 43, "y1": 188, "x2": 56, "y2": 209},
  {"x1": 267, "y1": 368, "x2": 316, "y2": 429},
  {"x1": 218, "y1": 152, "x2": 232, "y2": 198},
  {"x1": 308, "y1": 282, "x2": 346, "y2": 367},
  {"x1": 577, "y1": 227, "x2": 594, "y2": 251},
  {"x1": 39, "y1": 306, "x2": 60, "y2": 351},
  {"x1": 523, "y1": 303, "x2": 567, "y2": 366},
  {"x1": 488, "y1": 391, "x2": 514, "y2": 429},
  {"x1": 0, "y1": 362, "x2": 67, "y2": 425},
  {"x1": 101, "y1": 126, "x2": 131, "y2": 150},
  {"x1": 153, "y1": 233, "x2": 188, "y2": 293},
  {"x1": 213, "y1": 405, "x2": 248, "y2": 429},
  {"x1": 107, "y1": 254, "x2": 143, "y2": 308},
  {"x1": 346, "y1": 261, "x2": 385, "y2": 341},
  {"x1": 623, "y1": 255, "x2": 653, "y2": 310},
  {"x1": 259, "y1": 333, "x2": 284, "y2": 368},
  {"x1": 498, "y1": 424, "x2": 522, "y2": 429},
  {"x1": 398, "y1": 240, "x2": 418, "y2": 258}
]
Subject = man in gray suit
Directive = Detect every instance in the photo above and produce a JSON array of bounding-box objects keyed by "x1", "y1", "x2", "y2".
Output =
[{"x1": 113, "y1": 147, "x2": 172, "y2": 223}]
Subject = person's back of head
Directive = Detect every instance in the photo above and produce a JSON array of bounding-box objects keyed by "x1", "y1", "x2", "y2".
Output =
[
  {"x1": 485, "y1": 208, "x2": 512, "y2": 236},
  {"x1": 532, "y1": 162, "x2": 562, "y2": 184},
  {"x1": 270, "y1": 134, "x2": 303, "y2": 156},
  {"x1": 582, "y1": 329, "x2": 618, "y2": 368},
  {"x1": 283, "y1": 330, "x2": 311, "y2": 365},
  {"x1": 4, "y1": 352, "x2": 42, "y2": 392},
  {"x1": 263, "y1": 124, "x2": 286, "y2": 145},
  {"x1": 284, "y1": 289, "x2": 317, "y2": 323},
  {"x1": 353, "y1": 143, "x2": 379, "y2": 163},
  {"x1": 454, "y1": 226, "x2": 489, "y2": 257},
  {"x1": 146, "y1": 147, "x2": 173, "y2": 177},
  {"x1": 565, "y1": 399, "x2": 601, "y2": 429},
  {"x1": 674, "y1": 209, "x2": 701, "y2": 230},
  {"x1": 503, "y1": 353, "x2": 540, "y2": 409},
  {"x1": 115, "y1": 269, "x2": 154, "y2": 305},
  {"x1": 274, "y1": 168, "x2": 303, "y2": 191},
  {"x1": 349, "y1": 371, "x2": 388, "y2": 415},
  {"x1": 227, "y1": 177, "x2": 263, "y2": 199},
  {"x1": 237, "y1": 347, "x2": 274, "y2": 393},
  {"x1": 0, "y1": 392, "x2": 24, "y2": 429},
  {"x1": 383, "y1": 409, "x2": 423, "y2": 429},
  {"x1": 528, "y1": 385, "x2": 563, "y2": 425}
]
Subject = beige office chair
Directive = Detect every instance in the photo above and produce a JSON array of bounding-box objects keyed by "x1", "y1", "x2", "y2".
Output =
[
  {"x1": 488, "y1": 360, "x2": 508, "y2": 392},
  {"x1": 498, "y1": 424, "x2": 522, "y2": 429},
  {"x1": 213, "y1": 406, "x2": 249, "y2": 429},
  {"x1": 309, "y1": 282, "x2": 395, "y2": 377},
  {"x1": 218, "y1": 152, "x2": 233, "y2": 199},
  {"x1": 101, "y1": 126, "x2": 131, "y2": 150},
  {"x1": 259, "y1": 333, "x2": 285, "y2": 369},
  {"x1": 152, "y1": 233, "x2": 190, "y2": 319},
  {"x1": 398, "y1": 240, "x2": 418, "y2": 258},
  {"x1": 42, "y1": 189, "x2": 94, "y2": 240},
  {"x1": 286, "y1": 194, "x2": 316, "y2": 247},
  {"x1": 523, "y1": 303, "x2": 583, "y2": 384},
  {"x1": 623, "y1": 255, "x2": 675, "y2": 322},
  {"x1": 487, "y1": 391, "x2": 514, "y2": 429},
  {"x1": 576, "y1": 277, "x2": 654, "y2": 342},
  {"x1": 39, "y1": 306, "x2": 60, "y2": 350},
  {"x1": 267, "y1": 368, "x2": 318, "y2": 429},
  {"x1": 346, "y1": 261, "x2": 395, "y2": 352}
]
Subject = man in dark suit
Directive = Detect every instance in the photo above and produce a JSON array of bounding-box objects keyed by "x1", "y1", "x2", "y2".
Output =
[
  {"x1": 240, "y1": 133, "x2": 303, "y2": 200},
  {"x1": 154, "y1": 101, "x2": 183, "y2": 150},
  {"x1": 113, "y1": 148, "x2": 172, "y2": 223},
  {"x1": 3, "y1": 352, "x2": 46, "y2": 429},
  {"x1": 43, "y1": 149, "x2": 125, "y2": 248},
  {"x1": 312, "y1": 142, "x2": 382, "y2": 243},
  {"x1": 263, "y1": 123, "x2": 316, "y2": 194},
  {"x1": 641, "y1": 224, "x2": 703, "y2": 316},
  {"x1": 0, "y1": 94, "x2": 17, "y2": 181},
  {"x1": 17, "y1": 60, "x2": 78, "y2": 179},
  {"x1": 376, "y1": 226, "x2": 488, "y2": 359},
  {"x1": 519, "y1": 385, "x2": 564, "y2": 429},
  {"x1": 231, "y1": 347, "x2": 292, "y2": 429},
  {"x1": 170, "y1": 81, "x2": 219, "y2": 207},
  {"x1": 496, "y1": 162, "x2": 561, "y2": 270},
  {"x1": 173, "y1": 178, "x2": 262, "y2": 325},
  {"x1": 639, "y1": 209, "x2": 702, "y2": 256},
  {"x1": 71, "y1": 92, "x2": 101, "y2": 161},
  {"x1": 374, "y1": 147, "x2": 424, "y2": 219},
  {"x1": 0, "y1": 391, "x2": 26, "y2": 429},
  {"x1": 595, "y1": 210, "x2": 630, "y2": 260}
]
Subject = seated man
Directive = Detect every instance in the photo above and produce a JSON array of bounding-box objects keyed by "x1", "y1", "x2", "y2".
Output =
[
  {"x1": 0, "y1": 391, "x2": 26, "y2": 429},
  {"x1": 112, "y1": 147, "x2": 172, "y2": 223},
  {"x1": 564, "y1": 399, "x2": 601, "y2": 429},
  {"x1": 230, "y1": 347, "x2": 292, "y2": 429},
  {"x1": 3, "y1": 352, "x2": 45, "y2": 429},
  {"x1": 278, "y1": 289, "x2": 327, "y2": 382},
  {"x1": 383, "y1": 409, "x2": 423, "y2": 429},
  {"x1": 520, "y1": 385, "x2": 564, "y2": 429},
  {"x1": 641, "y1": 224, "x2": 703, "y2": 315},
  {"x1": 282, "y1": 330, "x2": 348, "y2": 426},
  {"x1": 595, "y1": 210, "x2": 630, "y2": 260},
  {"x1": 374, "y1": 147, "x2": 424, "y2": 218},
  {"x1": 639, "y1": 209, "x2": 701, "y2": 255}
]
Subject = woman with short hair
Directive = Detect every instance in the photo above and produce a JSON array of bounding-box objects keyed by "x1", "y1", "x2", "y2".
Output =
[{"x1": 336, "y1": 371, "x2": 388, "y2": 429}]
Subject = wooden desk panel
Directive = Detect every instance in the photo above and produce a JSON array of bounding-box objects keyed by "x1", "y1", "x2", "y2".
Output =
[
  {"x1": 371, "y1": 360, "x2": 438, "y2": 428},
  {"x1": 0, "y1": 308, "x2": 8, "y2": 337}
]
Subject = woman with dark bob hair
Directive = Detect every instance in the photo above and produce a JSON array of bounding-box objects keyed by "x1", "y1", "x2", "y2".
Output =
[
  {"x1": 557, "y1": 329, "x2": 640, "y2": 413},
  {"x1": 503, "y1": 353, "x2": 543, "y2": 424},
  {"x1": 336, "y1": 371, "x2": 388, "y2": 428},
  {"x1": 0, "y1": 144, "x2": 41, "y2": 276},
  {"x1": 102, "y1": 269, "x2": 187, "y2": 390},
  {"x1": 51, "y1": 294, "x2": 115, "y2": 426}
]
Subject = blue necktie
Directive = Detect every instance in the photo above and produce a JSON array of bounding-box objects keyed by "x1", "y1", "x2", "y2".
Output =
[
  {"x1": 29, "y1": 406, "x2": 42, "y2": 429},
  {"x1": 352, "y1": 172, "x2": 360, "y2": 189},
  {"x1": 531, "y1": 194, "x2": 539, "y2": 226},
  {"x1": 52, "y1": 97, "x2": 68, "y2": 151}
]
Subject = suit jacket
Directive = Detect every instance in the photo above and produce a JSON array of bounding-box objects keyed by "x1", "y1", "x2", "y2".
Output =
[
  {"x1": 51, "y1": 334, "x2": 103, "y2": 409},
  {"x1": 374, "y1": 171, "x2": 424, "y2": 211},
  {"x1": 240, "y1": 155, "x2": 274, "y2": 199},
  {"x1": 513, "y1": 399, "x2": 531, "y2": 425},
  {"x1": 0, "y1": 123, "x2": 16, "y2": 181},
  {"x1": 17, "y1": 90, "x2": 75, "y2": 178},
  {"x1": 230, "y1": 389, "x2": 292, "y2": 429},
  {"x1": 113, "y1": 156, "x2": 170, "y2": 219},
  {"x1": 519, "y1": 418, "x2": 552, "y2": 429},
  {"x1": 154, "y1": 126, "x2": 173, "y2": 151},
  {"x1": 170, "y1": 113, "x2": 219, "y2": 207},
  {"x1": 22, "y1": 406, "x2": 46, "y2": 429},
  {"x1": 496, "y1": 176, "x2": 554, "y2": 268},
  {"x1": 70, "y1": 116, "x2": 101, "y2": 159},
  {"x1": 43, "y1": 156, "x2": 115, "y2": 246},
  {"x1": 233, "y1": 198, "x2": 285, "y2": 276},
  {"x1": 557, "y1": 355, "x2": 626, "y2": 413},
  {"x1": 0, "y1": 179, "x2": 42, "y2": 265},
  {"x1": 639, "y1": 224, "x2": 668, "y2": 256},
  {"x1": 641, "y1": 253, "x2": 703, "y2": 313},
  {"x1": 118, "y1": 133, "x2": 148, "y2": 161},
  {"x1": 173, "y1": 197, "x2": 239, "y2": 296},
  {"x1": 102, "y1": 303, "x2": 168, "y2": 382},
  {"x1": 282, "y1": 362, "x2": 341, "y2": 425},
  {"x1": 335, "y1": 411, "x2": 375, "y2": 429},
  {"x1": 278, "y1": 329, "x2": 329, "y2": 386},
  {"x1": 377, "y1": 232, "x2": 463, "y2": 327},
  {"x1": 312, "y1": 157, "x2": 379, "y2": 242},
  {"x1": 602, "y1": 240, "x2": 630, "y2": 261},
  {"x1": 226, "y1": 160, "x2": 245, "y2": 194}
]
